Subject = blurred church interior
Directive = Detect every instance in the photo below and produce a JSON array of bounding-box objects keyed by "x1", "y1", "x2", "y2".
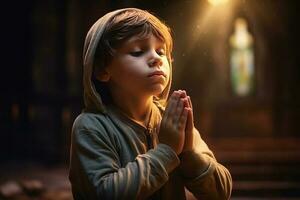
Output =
[{"x1": 1, "y1": 0, "x2": 300, "y2": 199}]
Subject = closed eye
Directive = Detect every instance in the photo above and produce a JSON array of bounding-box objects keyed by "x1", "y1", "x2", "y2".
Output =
[
  {"x1": 130, "y1": 51, "x2": 144, "y2": 57},
  {"x1": 156, "y1": 48, "x2": 166, "y2": 56}
]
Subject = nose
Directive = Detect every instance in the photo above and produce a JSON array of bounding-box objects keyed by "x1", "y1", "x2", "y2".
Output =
[{"x1": 148, "y1": 50, "x2": 163, "y2": 68}]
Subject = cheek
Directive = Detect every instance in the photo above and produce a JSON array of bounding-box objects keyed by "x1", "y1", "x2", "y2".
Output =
[
  {"x1": 119, "y1": 57, "x2": 144, "y2": 74},
  {"x1": 163, "y1": 60, "x2": 171, "y2": 79},
  {"x1": 110, "y1": 60, "x2": 135, "y2": 77},
  {"x1": 126, "y1": 61, "x2": 147, "y2": 78}
]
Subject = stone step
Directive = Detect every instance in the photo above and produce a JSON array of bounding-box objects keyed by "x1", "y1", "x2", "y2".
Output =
[
  {"x1": 215, "y1": 151, "x2": 300, "y2": 165},
  {"x1": 208, "y1": 138, "x2": 300, "y2": 152},
  {"x1": 206, "y1": 138, "x2": 300, "y2": 198},
  {"x1": 229, "y1": 165, "x2": 300, "y2": 181},
  {"x1": 232, "y1": 180, "x2": 300, "y2": 197}
]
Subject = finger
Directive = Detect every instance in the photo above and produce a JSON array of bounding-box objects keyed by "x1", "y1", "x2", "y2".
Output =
[
  {"x1": 181, "y1": 90, "x2": 187, "y2": 98},
  {"x1": 186, "y1": 108, "x2": 194, "y2": 132},
  {"x1": 187, "y1": 96, "x2": 194, "y2": 124},
  {"x1": 184, "y1": 109, "x2": 194, "y2": 152},
  {"x1": 173, "y1": 98, "x2": 184, "y2": 123},
  {"x1": 163, "y1": 96, "x2": 174, "y2": 121},
  {"x1": 178, "y1": 90, "x2": 187, "y2": 98},
  {"x1": 164, "y1": 91, "x2": 179, "y2": 116},
  {"x1": 182, "y1": 97, "x2": 189, "y2": 108},
  {"x1": 178, "y1": 107, "x2": 188, "y2": 132},
  {"x1": 163, "y1": 91, "x2": 181, "y2": 125},
  {"x1": 187, "y1": 96, "x2": 193, "y2": 110},
  {"x1": 167, "y1": 91, "x2": 181, "y2": 117}
]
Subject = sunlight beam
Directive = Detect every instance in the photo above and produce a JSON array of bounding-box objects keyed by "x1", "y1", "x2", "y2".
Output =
[{"x1": 208, "y1": 0, "x2": 229, "y2": 6}]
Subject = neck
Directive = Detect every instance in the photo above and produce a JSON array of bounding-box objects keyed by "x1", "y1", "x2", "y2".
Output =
[{"x1": 110, "y1": 90, "x2": 153, "y2": 127}]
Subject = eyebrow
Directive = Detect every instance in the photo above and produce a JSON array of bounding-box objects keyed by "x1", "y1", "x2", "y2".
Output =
[
  {"x1": 128, "y1": 35, "x2": 165, "y2": 44},
  {"x1": 118, "y1": 36, "x2": 166, "y2": 52},
  {"x1": 127, "y1": 37, "x2": 150, "y2": 44}
]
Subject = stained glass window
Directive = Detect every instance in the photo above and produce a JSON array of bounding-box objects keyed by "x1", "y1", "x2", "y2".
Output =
[{"x1": 229, "y1": 18, "x2": 254, "y2": 96}]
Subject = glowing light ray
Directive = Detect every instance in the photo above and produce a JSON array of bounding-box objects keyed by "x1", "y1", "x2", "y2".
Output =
[
  {"x1": 175, "y1": 0, "x2": 235, "y2": 76},
  {"x1": 208, "y1": 0, "x2": 229, "y2": 6},
  {"x1": 185, "y1": 1, "x2": 234, "y2": 56}
]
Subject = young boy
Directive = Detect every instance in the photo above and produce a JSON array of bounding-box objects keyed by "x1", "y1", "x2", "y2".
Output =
[{"x1": 69, "y1": 8, "x2": 232, "y2": 200}]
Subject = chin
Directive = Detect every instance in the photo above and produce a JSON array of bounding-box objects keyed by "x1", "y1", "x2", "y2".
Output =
[{"x1": 149, "y1": 84, "x2": 166, "y2": 96}]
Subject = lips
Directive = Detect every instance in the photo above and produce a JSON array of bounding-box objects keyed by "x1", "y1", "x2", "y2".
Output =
[{"x1": 148, "y1": 71, "x2": 166, "y2": 78}]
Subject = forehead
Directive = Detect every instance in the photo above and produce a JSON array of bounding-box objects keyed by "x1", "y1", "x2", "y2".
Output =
[{"x1": 122, "y1": 34, "x2": 165, "y2": 47}]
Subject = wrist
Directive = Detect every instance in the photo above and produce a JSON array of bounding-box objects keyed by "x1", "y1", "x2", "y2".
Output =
[
  {"x1": 159, "y1": 142, "x2": 181, "y2": 155},
  {"x1": 179, "y1": 148, "x2": 195, "y2": 158},
  {"x1": 179, "y1": 150, "x2": 211, "y2": 179}
]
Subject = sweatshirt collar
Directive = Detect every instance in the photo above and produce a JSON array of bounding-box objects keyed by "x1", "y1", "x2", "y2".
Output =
[{"x1": 107, "y1": 103, "x2": 161, "y2": 132}]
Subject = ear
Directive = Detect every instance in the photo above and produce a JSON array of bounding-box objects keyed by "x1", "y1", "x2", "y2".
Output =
[{"x1": 95, "y1": 69, "x2": 111, "y2": 82}]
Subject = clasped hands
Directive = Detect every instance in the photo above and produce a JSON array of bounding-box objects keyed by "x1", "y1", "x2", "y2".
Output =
[{"x1": 158, "y1": 90, "x2": 194, "y2": 155}]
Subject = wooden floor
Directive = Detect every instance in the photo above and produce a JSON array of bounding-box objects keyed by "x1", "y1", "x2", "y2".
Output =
[{"x1": 0, "y1": 137, "x2": 299, "y2": 199}]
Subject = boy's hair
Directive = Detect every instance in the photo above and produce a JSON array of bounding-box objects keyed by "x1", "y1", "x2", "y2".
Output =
[{"x1": 94, "y1": 9, "x2": 173, "y2": 77}]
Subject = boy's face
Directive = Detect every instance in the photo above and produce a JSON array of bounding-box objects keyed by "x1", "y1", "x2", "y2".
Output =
[{"x1": 102, "y1": 34, "x2": 170, "y2": 98}]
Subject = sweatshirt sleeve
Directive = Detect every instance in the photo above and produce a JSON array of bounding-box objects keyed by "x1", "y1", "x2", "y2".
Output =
[
  {"x1": 178, "y1": 128, "x2": 232, "y2": 200},
  {"x1": 69, "y1": 119, "x2": 180, "y2": 200}
]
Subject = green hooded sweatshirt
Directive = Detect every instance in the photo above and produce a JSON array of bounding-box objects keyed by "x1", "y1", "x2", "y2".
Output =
[{"x1": 69, "y1": 8, "x2": 232, "y2": 200}]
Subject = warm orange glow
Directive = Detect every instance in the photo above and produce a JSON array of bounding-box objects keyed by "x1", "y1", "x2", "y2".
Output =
[
  {"x1": 180, "y1": 0, "x2": 235, "y2": 73},
  {"x1": 208, "y1": 0, "x2": 229, "y2": 6}
]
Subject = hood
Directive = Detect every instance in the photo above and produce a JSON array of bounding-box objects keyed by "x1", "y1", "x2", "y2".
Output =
[{"x1": 82, "y1": 8, "x2": 172, "y2": 113}]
